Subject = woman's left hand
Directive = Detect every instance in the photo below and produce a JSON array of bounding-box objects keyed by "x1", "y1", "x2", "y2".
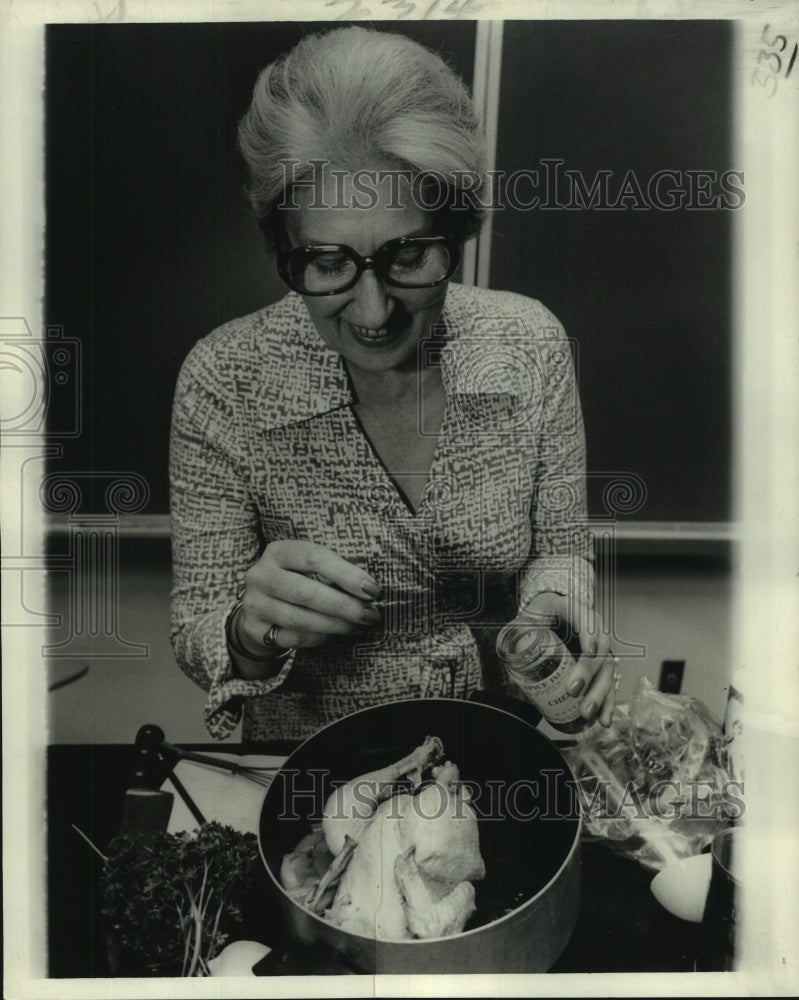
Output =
[{"x1": 521, "y1": 591, "x2": 618, "y2": 727}]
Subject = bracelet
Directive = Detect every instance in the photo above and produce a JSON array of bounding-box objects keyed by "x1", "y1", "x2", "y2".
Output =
[{"x1": 225, "y1": 592, "x2": 294, "y2": 664}]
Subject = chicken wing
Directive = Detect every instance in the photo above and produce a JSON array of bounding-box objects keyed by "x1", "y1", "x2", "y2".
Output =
[{"x1": 322, "y1": 735, "x2": 444, "y2": 856}]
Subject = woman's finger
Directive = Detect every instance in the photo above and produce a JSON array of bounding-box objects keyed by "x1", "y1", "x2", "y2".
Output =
[
  {"x1": 566, "y1": 646, "x2": 604, "y2": 698},
  {"x1": 519, "y1": 598, "x2": 560, "y2": 629},
  {"x1": 262, "y1": 566, "x2": 378, "y2": 626},
  {"x1": 237, "y1": 611, "x2": 333, "y2": 652},
  {"x1": 574, "y1": 605, "x2": 612, "y2": 660},
  {"x1": 267, "y1": 540, "x2": 381, "y2": 600},
  {"x1": 563, "y1": 606, "x2": 611, "y2": 695},
  {"x1": 598, "y1": 683, "x2": 617, "y2": 728},
  {"x1": 579, "y1": 659, "x2": 616, "y2": 721},
  {"x1": 264, "y1": 626, "x2": 326, "y2": 651},
  {"x1": 243, "y1": 593, "x2": 380, "y2": 641},
  {"x1": 574, "y1": 631, "x2": 612, "y2": 679}
]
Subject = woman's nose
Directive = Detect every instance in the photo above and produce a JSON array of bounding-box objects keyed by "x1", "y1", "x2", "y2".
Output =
[{"x1": 349, "y1": 269, "x2": 393, "y2": 328}]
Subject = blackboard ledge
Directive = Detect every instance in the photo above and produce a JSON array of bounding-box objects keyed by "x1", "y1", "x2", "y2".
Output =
[{"x1": 43, "y1": 515, "x2": 737, "y2": 557}]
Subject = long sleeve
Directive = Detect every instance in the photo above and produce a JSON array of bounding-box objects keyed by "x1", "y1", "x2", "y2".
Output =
[
  {"x1": 167, "y1": 286, "x2": 597, "y2": 743},
  {"x1": 518, "y1": 315, "x2": 595, "y2": 613},
  {"x1": 169, "y1": 336, "x2": 296, "y2": 739}
]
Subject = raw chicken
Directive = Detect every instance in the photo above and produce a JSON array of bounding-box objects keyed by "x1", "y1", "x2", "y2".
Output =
[
  {"x1": 311, "y1": 738, "x2": 486, "y2": 940},
  {"x1": 321, "y1": 734, "x2": 445, "y2": 856}
]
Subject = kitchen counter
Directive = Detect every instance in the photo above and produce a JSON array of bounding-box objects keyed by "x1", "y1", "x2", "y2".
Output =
[{"x1": 46, "y1": 742, "x2": 699, "y2": 978}]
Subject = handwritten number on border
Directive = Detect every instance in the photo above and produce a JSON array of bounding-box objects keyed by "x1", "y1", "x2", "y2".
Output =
[{"x1": 753, "y1": 24, "x2": 798, "y2": 98}]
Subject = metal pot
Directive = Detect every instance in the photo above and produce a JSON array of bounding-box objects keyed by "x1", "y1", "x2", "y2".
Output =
[{"x1": 257, "y1": 696, "x2": 581, "y2": 974}]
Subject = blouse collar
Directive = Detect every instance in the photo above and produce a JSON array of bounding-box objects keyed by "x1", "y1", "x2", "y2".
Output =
[{"x1": 259, "y1": 283, "x2": 522, "y2": 429}]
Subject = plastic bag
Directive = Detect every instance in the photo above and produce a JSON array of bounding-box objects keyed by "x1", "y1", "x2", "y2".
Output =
[{"x1": 564, "y1": 677, "x2": 739, "y2": 870}]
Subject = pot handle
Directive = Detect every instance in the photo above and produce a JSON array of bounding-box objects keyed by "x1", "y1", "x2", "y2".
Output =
[{"x1": 468, "y1": 689, "x2": 543, "y2": 729}]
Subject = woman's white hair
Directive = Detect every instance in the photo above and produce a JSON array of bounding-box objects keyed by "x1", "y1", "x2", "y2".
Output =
[{"x1": 237, "y1": 26, "x2": 488, "y2": 250}]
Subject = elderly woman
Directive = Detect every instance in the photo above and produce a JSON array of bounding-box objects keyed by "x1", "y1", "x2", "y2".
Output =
[{"x1": 169, "y1": 25, "x2": 616, "y2": 741}]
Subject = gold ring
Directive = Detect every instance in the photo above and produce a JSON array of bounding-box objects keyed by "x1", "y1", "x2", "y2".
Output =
[
  {"x1": 613, "y1": 666, "x2": 621, "y2": 691},
  {"x1": 263, "y1": 624, "x2": 281, "y2": 648}
]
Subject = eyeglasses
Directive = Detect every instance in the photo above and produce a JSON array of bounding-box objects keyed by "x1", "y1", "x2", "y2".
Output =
[{"x1": 276, "y1": 235, "x2": 460, "y2": 296}]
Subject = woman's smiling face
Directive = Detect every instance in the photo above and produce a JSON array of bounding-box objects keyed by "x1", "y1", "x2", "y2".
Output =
[{"x1": 281, "y1": 173, "x2": 451, "y2": 377}]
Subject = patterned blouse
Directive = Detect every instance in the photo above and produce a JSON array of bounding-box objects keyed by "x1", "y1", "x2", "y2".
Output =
[{"x1": 169, "y1": 282, "x2": 594, "y2": 741}]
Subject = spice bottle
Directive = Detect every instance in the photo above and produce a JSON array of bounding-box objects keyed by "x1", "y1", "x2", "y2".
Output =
[{"x1": 496, "y1": 620, "x2": 593, "y2": 734}]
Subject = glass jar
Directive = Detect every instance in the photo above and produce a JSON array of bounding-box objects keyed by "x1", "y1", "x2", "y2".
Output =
[
  {"x1": 722, "y1": 668, "x2": 745, "y2": 781},
  {"x1": 496, "y1": 620, "x2": 592, "y2": 734}
]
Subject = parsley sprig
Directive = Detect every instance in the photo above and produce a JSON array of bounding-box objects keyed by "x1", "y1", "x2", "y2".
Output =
[{"x1": 100, "y1": 822, "x2": 259, "y2": 976}]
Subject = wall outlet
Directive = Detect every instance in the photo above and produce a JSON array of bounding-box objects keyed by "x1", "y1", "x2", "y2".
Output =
[{"x1": 659, "y1": 660, "x2": 685, "y2": 694}]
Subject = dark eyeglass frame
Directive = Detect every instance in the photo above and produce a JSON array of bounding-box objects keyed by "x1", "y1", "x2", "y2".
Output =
[{"x1": 275, "y1": 235, "x2": 461, "y2": 296}]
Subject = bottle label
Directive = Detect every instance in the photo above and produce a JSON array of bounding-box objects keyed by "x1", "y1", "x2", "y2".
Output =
[{"x1": 507, "y1": 647, "x2": 583, "y2": 725}]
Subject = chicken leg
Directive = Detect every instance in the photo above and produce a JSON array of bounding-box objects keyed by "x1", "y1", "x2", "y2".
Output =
[{"x1": 395, "y1": 846, "x2": 478, "y2": 938}]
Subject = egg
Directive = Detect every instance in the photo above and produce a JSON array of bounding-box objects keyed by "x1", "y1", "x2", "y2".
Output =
[
  {"x1": 207, "y1": 939, "x2": 271, "y2": 976},
  {"x1": 650, "y1": 853, "x2": 712, "y2": 923}
]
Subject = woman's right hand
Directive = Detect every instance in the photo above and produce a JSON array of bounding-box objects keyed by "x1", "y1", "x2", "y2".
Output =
[{"x1": 234, "y1": 540, "x2": 383, "y2": 659}]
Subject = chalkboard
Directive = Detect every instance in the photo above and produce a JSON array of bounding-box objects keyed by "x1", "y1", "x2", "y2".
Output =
[
  {"x1": 44, "y1": 20, "x2": 477, "y2": 515},
  {"x1": 490, "y1": 21, "x2": 732, "y2": 522},
  {"x1": 45, "y1": 19, "x2": 731, "y2": 523}
]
